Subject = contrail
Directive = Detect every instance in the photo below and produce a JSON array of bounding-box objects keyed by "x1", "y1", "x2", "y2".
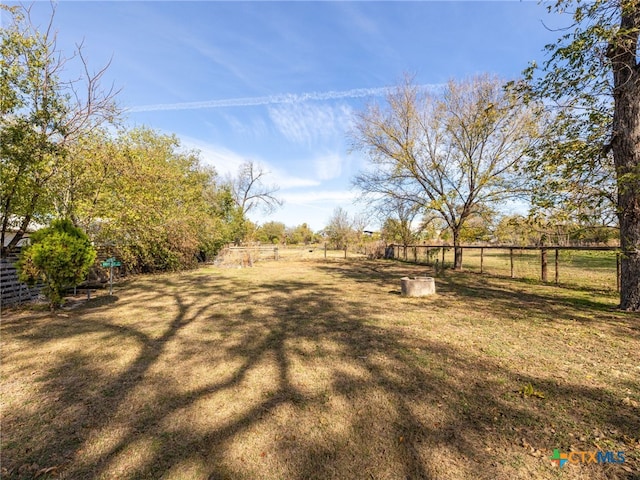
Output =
[{"x1": 128, "y1": 85, "x2": 443, "y2": 113}]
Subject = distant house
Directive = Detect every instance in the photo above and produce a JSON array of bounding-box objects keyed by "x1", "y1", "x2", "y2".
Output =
[
  {"x1": 2, "y1": 216, "x2": 45, "y2": 250},
  {"x1": 3, "y1": 231, "x2": 31, "y2": 248}
]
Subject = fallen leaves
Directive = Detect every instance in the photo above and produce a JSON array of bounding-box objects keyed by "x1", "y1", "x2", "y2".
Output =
[{"x1": 518, "y1": 383, "x2": 545, "y2": 399}]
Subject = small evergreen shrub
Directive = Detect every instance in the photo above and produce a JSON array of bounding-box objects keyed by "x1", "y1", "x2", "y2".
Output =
[{"x1": 18, "y1": 219, "x2": 97, "y2": 309}]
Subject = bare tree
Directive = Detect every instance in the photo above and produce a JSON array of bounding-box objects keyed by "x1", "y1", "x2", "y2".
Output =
[
  {"x1": 228, "y1": 161, "x2": 282, "y2": 216},
  {"x1": 352, "y1": 75, "x2": 541, "y2": 269},
  {"x1": 324, "y1": 207, "x2": 354, "y2": 250}
]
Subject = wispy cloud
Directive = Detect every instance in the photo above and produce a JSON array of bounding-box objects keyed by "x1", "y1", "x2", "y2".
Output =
[
  {"x1": 264, "y1": 169, "x2": 321, "y2": 190},
  {"x1": 313, "y1": 152, "x2": 346, "y2": 181},
  {"x1": 179, "y1": 136, "x2": 245, "y2": 176},
  {"x1": 268, "y1": 103, "x2": 353, "y2": 146},
  {"x1": 177, "y1": 34, "x2": 257, "y2": 90},
  {"x1": 220, "y1": 112, "x2": 269, "y2": 140},
  {"x1": 179, "y1": 136, "x2": 319, "y2": 189},
  {"x1": 128, "y1": 86, "x2": 391, "y2": 113}
]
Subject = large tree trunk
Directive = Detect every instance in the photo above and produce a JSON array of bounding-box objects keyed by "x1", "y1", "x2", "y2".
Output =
[
  {"x1": 453, "y1": 246, "x2": 463, "y2": 270},
  {"x1": 610, "y1": 7, "x2": 640, "y2": 311},
  {"x1": 614, "y1": 80, "x2": 640, "y2": 310},
  {"x1": 452, "y1": 230, "x2": 463, "y2": 270}
]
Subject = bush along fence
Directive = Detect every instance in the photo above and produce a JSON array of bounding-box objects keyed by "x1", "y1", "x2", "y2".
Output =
[
  {"x1": 1, "y1": 245, "x2": 123, "y2": 308},
  {"x1": 388, "y1": 244, "x2": 621, "y2": 292},
  {"x1": 0, "y1": 248, "x2": 42, "y2": 308}
]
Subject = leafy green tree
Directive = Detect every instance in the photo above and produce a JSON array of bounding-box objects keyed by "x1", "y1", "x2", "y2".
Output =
[
  {"x1": 457, "y1": 208, "x2": 496, "y2": 244},
  {"x1": 91, "y1": 128, "x2": 226, "y2": 271},
  {"x1": 1, "y1": 4, "x2": 259, "y2": 272},
  {"x1": 493, "y1": 212, "x2": 617, "y2": 247},
  {"x1": 494, "y1": 214, "x2": 560, "y2": 246},
  {"x1": 375, "y1": 197, "x2": 422, "y2": 246},
  {"x1": 61, "y1": 127, "x2": 233, "y2": 271},
  {"x1": 0, "y1": 5, "x2": 119, "y2": 257},
  {"x1": 494, "y1": 215, "x2": 532, "y2": 246},
  {"x1": 256, "y1": 221, "x2": 286, "y2": 244},
  {"x1": 520, "y1": 0, "x2": 639, "y2": 310},
  {"x1": 381, "y1": 218, "x2": 415, "y2": 246},
  {"x1": 284, "y1": 227, "x2": 299, "y2": 245},
  {"x1": 417, "y1": 217, "x2": 447, "y2": 243},
  {"x1": 352, "y1": 75, "x2": 541, "y2": 269},
  {"x1": 17, "y1": 219, "x2": 96, "y2": 309},
  {"x1": 206, "y1": 185, "x2": 248, "y2": 250},
  {"x1": 49, "y1": 128, "x2": 117, "y2": 225},
  {"x1": 285, "y1": 223, "x2": 315, "y2": 245}
]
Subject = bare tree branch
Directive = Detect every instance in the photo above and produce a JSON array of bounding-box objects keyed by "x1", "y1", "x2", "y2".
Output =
[{"x1": 228, "y1": 161, "x2": 283, "y2": 216}]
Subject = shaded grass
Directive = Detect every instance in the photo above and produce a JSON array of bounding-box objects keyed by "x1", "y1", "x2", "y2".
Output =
[
  {"x1": 403, "y1": 248, "x2": 618, "y2": 293},
  {"x1": 1, "y1": 259, "x2": 639, "y2": 479}
]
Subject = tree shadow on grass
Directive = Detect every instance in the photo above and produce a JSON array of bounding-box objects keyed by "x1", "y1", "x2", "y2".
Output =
[
  {"x1": 62, "y1": 293, "x2": 120, "y2": 311},
  {"x1": 316, "y1": 260, "x2": 639, "y2": 340},
  {"x1": 435, "y1": 271, "x2": 640, "y2": 344},
  {"x1": 1, "y1": 261, "x2": 638, "y2": 479}
]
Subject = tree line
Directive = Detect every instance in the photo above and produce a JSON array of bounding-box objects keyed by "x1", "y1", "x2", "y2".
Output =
[
  {"x1": 2, "y1": 2, "x2": 638, "y2": 310},
  {"x1": 1, "y1": 5, "x2": 276, "y2": 275}
]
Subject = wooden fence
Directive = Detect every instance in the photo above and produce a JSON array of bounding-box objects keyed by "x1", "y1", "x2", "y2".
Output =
[
  {"x1": 214, "y1": 246, "x2": 281, "y2": 267},
  {"x1": 0, "y1": 248, "x2": 42, "y2": 308},
  {"x1": 389, "y1": 244, "x2": 621, "y2": 291},
  {"x1": 0, "y1": 245, "x2": 121, "y2": 308}
]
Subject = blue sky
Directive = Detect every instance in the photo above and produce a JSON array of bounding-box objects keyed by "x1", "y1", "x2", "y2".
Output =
[{"x1": 5, "y1": 1, "x2": 566, "y2": 231}]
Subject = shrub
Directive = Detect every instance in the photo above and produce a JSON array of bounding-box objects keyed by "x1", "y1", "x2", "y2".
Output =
[{"x1": 17, "y1": 219, "x2": 96, "y2": 309}]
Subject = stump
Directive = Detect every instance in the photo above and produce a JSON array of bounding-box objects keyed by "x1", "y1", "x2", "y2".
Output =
[{"x1": 401, "y1": 276, "x2": 436, "y2": 297}]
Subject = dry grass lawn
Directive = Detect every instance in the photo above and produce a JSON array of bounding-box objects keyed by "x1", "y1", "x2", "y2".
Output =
[{"x1": 1, "y1": 258, "x2": 639, "y2": 479}]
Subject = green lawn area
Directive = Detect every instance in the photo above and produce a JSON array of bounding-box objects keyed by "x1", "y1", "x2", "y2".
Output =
[
  {"x1": 1, "y1": 259, "x2": 638, "y2": 479},
  {"x1": 400, "y1": 247, "x2": 619, "y2": 293}
]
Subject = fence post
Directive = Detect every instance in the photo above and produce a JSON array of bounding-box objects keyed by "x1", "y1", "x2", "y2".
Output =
[
  {"x1": 510, "y1": 248, "x2": 514, "y2": 278},
  {"x1": 441, "y1": 247, "x2": 446, "y2": 271},
  {"x1": 555, "y1": 249, "x2": 559, "y2": 285},
  {"x1": 344, "y1": 245, "x2": 347, "y2": 259},
  {"x1": 324, "y1": 243, "x2": 327, "y2": 260},
  {"x1": 274, "y1": 247, "x2": 279, "y2": 261},
  {"x1": 413, "y1": 246, "x2": 417, "y2": 263},
  {"x1": 541, "y1": 247, "x2": 548, "y2": 282},
  {"x1": 426, "y1": 247, "x2": 430, "y2": 266},
  {"x1": 480, "y1": 247, "x2": 484, "y2": 274}
]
